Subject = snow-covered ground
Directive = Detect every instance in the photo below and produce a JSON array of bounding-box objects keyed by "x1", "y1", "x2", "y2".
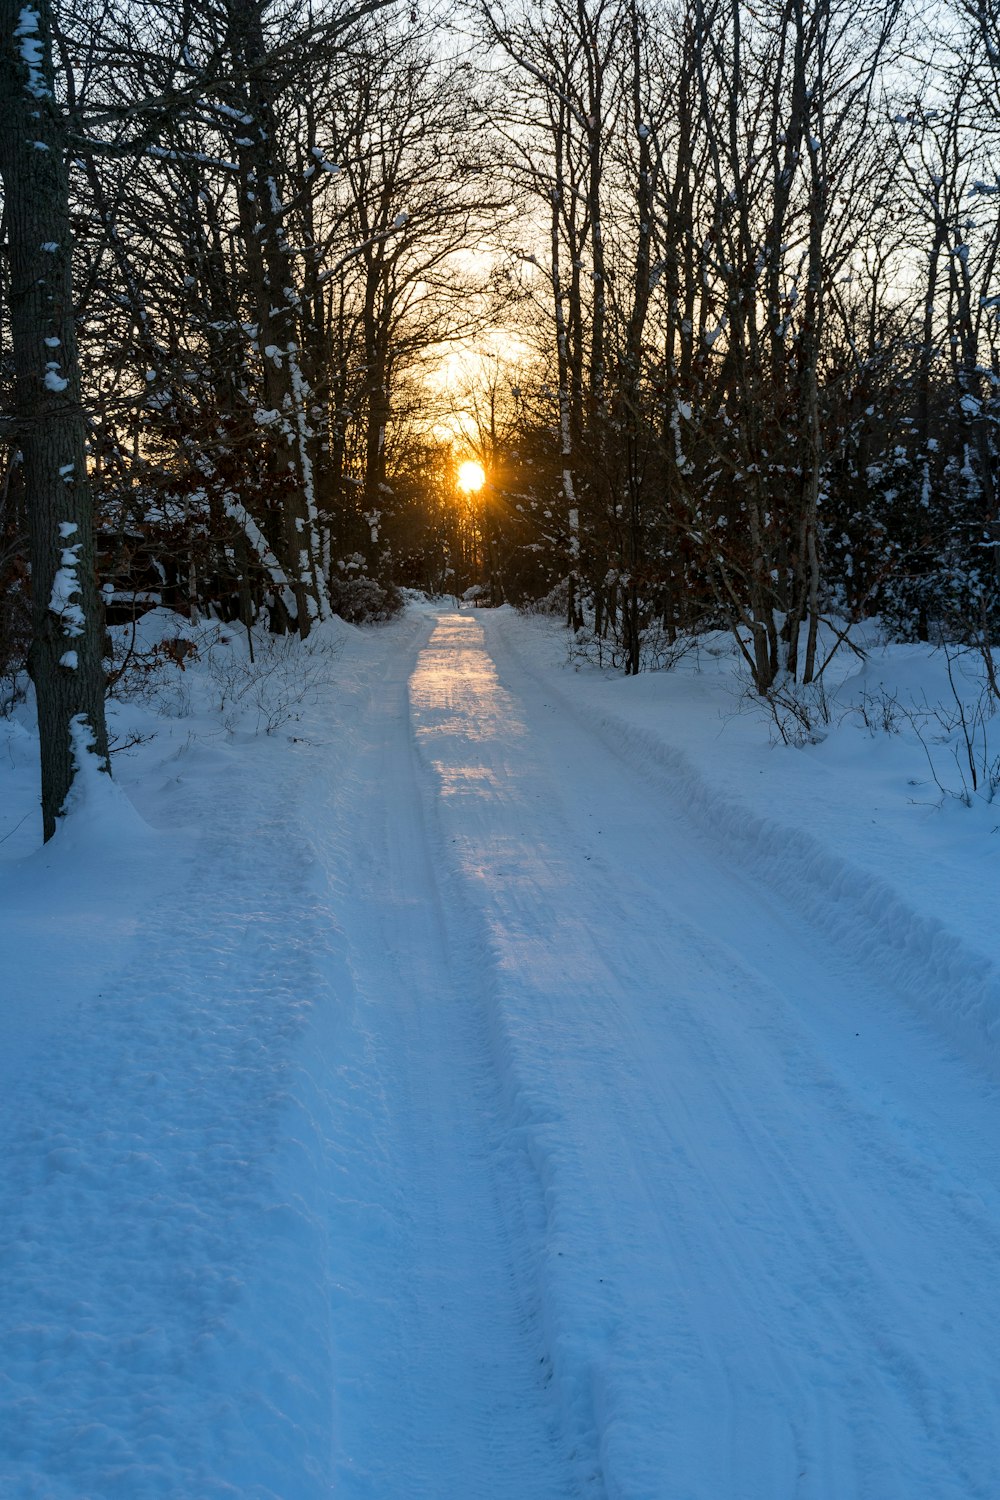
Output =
[{"x1": 2, "y1": 602, "x2": 1000, "y2": 1498}]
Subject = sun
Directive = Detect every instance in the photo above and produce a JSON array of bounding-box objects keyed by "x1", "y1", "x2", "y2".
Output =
[{"x1": 457, "y1": 459, "x2": 486, "y2": 493}]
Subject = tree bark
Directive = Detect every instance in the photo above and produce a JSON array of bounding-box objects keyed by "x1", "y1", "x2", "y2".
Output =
[
  {"x1": 228, "y1": 0, "x2": 327, "y2": 633},
  {"x1": 0, "y1": 0, "x2": 110, "y2": 840}
]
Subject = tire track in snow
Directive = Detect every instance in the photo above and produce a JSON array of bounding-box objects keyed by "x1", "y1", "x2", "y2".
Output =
[
  {"x1": 489, "y1": 609, "x2": 1000, "y2": 1081},
  {"x1": 409, "y1": 610, "x2": 1000, "y2": 1500},
  {"x1": 302, "y1": 622, "x2": 578, "y2": 1499}
]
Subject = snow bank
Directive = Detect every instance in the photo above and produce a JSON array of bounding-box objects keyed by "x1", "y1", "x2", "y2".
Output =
[
  {"x1": 491, "y1": 609, "x2": 1000, "y2": 1076},
  {"x1": 0, "y1": 607, "x2": 420, "y2": 1497}
]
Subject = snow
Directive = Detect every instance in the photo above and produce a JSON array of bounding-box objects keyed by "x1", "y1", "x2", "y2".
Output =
[
  {"x1": 221, "y1": 495, "x2": 297, "y2": 619},
  {"x1": 48, "y1": 533, "x2": 85, "y2": 637},
  {"x1": 309, "y1": 148, "x2": 341, "y2": 176},
  {"x1": 2, "y1": 602, "x2": 1000, "y2": 1496},
  {"x1": 14, "y1": 6, "x2": 48, "y2": 100}
]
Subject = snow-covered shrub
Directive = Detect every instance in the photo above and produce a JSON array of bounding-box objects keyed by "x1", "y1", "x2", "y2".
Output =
[
  {"x1": 849, "y1": 685, "x2": 905, "y2": 736},
  {"x1": 881, "y1": 556, "x2": 1000, "y2": 648},
  {"x1": 838, "y1": 648, "x2": 1000, "y2": 805},
  {"x1": 203, "y1": 627, "x2": 340, "y2": 736},
  {"x1": 567, "y1": 622, "x2": 700, "y2": 674},
  {"x1": 518, "y1": 578, "x2": 569, "y2": 617},
  {"x1": 735, "y1": 671, "x2": 837, "y2": 747},
  {"x1": 328, "y1": 575, "x2": 403, "y2": 624},
  {"x1": 904, "y1": 649, "x2": 1000, "y2": 806},
  {"x1": 105, "y1": 625, "x2": 198, "y2": 713}
]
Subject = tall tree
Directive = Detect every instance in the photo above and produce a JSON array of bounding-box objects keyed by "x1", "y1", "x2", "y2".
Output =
[{"x1": 0, "y1": 0, "x2": 110, "y2": 840}]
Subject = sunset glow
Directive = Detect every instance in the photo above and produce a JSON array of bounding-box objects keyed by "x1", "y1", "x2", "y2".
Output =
[{"x1": 457, "y1": 460, "x2": 486, "y2": 493}]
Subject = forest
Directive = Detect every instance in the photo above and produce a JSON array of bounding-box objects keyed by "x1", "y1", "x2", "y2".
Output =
[
  {"x1": 6, "y1": 6, "x2": 1000, "y2": 1493},
  {"x1": 2, "y1": 0, "x2": 1000, "y2": 831}
]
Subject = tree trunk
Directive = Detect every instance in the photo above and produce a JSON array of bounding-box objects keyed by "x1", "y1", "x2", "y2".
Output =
[
  {"x1": 0, "y1": 0, "x2": 110, "y2": 841},
  {"x1": 228, "y1": 0, "x2": 326, "y2": 633}
]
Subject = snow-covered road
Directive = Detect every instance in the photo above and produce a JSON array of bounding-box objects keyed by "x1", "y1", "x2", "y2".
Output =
[
  {"x1": 4, "y1": 605, "x2": 1000, "y2": 1498},
  {"x1": 392, "y1": 611, "x2": 1000, "y2": 1500}
]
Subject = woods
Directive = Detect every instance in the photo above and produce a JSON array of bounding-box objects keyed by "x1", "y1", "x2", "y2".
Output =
[
  {"x1": 2, "y1": 0, "x2": 1000, "y2": 830},
  {"x1": 7, "y1": 4, "x2": 1000, "y2": 1488}
]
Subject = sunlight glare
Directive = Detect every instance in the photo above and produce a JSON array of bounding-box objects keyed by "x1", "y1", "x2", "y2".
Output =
[{"x1": 457, "y1": 460, "x2": 486, "y2": 493}]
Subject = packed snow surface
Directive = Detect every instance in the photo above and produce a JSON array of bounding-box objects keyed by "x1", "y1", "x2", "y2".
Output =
[{"x1": 2, "y1": 603, "x2": 1000, "y2": 1497}]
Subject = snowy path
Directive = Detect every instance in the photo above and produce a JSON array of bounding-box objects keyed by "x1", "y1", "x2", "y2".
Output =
[
  {"x1": 326, "y1": 608, "x2": 1000, "y2": 1499},
  {"x1": 3, "y1": 606, "x2": 1000, "y2": 1497}
]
